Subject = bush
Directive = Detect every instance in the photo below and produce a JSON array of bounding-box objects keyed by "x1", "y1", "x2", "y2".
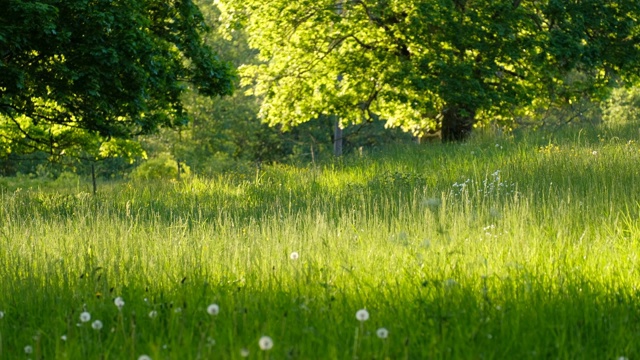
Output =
[
  {"x1": 602, "y1": 86, "x2": 640, "y2": 125},
  {"x1": 130, "y1": 153, "x2": 190, "y2": 181}
]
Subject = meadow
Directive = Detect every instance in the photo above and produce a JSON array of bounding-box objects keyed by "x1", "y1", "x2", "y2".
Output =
[{"x1": 1, "y1": 126, "x2": 640, "y2": 359}]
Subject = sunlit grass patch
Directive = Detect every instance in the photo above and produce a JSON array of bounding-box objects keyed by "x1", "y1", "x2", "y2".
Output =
[{"x1": 1, "y1": 126, "x2": 640, "y2": 358}]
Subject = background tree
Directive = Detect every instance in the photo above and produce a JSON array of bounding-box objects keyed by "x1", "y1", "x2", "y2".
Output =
[
  {"x1": 0, "y1": 0, "x2": 235, "y2": 160},
  {"x1": 216, "y1": 0, "x2": 640, "y2": 142},
  {"x1": 138, "y1": 0, "x2": 413, "y2": 178}
]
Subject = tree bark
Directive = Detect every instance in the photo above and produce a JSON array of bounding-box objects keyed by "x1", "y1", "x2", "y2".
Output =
[{"x1": 441, "y1": 106, "x2": 475, "y2": 142}]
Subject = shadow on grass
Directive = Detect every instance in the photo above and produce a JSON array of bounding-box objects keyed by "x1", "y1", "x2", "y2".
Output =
[{"x1": 1, "y1": 268, "x2": 639, "y2": 359}]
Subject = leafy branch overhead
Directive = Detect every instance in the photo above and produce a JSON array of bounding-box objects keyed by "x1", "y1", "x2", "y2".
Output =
[
  {"x1": 217, "y1": 0, "x2": 640, "y2": 141},
  {"x1": 0, "y1": 0, "x2": 235, "y2": 157}
]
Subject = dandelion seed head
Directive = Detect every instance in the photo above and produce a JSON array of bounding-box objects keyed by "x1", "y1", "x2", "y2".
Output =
[
  {"x1": 423, "y1": 197, "x2": 441, "y2": 210},
  {"x1": 148, "y1": 310, "x2": 158, "y2": 319},
  {"x1": 240, "y1": 348, "x2": 250, "y2": 357},
  {"x1": 114, "y1": 297, "x2": 125, "y2": 310},
  {"x1": 138, "y1": 355, "x2": 152, "y2": 360},
  {"x1": 206, "y1": 337, "x2": 216, "y2": 347},
  {"x1": 289, "y1": 251, "x2": 299, "y2": 260},
  {"x1": 61, "y1": 335, "x2": 67, "y2": 341},
  {"x1": 79, "y1": 311, "x2": 91, "y2": 323},
  {"x1": 592, "y1": 150, "x2": 598, "y2": 156},
  {"x1": 0, "y1": 310, "x2": 4, "y2": 319},
  {"x1": 376, "y1": 327, "x2": 389, "y2": 339},
  {"x1": 355, "y1": 309, "x2": 369, "y2": 322},
  {"x1": 207, "y1": 303, "x2": 220, "y2": 316},
  {"x1": 174, "y1": 307, "x2": 182, "y2": 314},
  {"x1": 259, "y1": 336, "x2": 274, "y2": 350},
  {"x1": 24, "y1": 345, "x2": 33, "y2": 354},
  {"x1": 92, "y1": 320, "x2": 103, "y2": 330}
]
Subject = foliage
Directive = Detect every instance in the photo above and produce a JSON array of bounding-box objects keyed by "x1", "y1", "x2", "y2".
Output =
[
  {"x1": 217, "y1": 0, "x2": 640, "y2": 141},
  {"x1": 602, "y1": 86, "x2": 640, "y2": 126},
  {"x1": 0, "y1": 0, "x2": 235, "y2": 159},
  {"x1": 129, "y1": 152, "x2": 189, "y2": 181},
  {"x1": 513, "y1": 72, "x2": 604, "y2": 129}
]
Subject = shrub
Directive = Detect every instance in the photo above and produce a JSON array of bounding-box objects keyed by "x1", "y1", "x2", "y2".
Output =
[
  {"x1": 130, "y1": 153, "x2": 190, "y2": 181},
  {"x1": 602, "y1": 86, "x2": 640, "y2": 125}
]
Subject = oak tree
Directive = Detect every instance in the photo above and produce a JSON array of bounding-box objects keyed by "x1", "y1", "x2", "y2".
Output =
[{"x1": 217, "y1": 0, "x2": 640, "y2": 141}]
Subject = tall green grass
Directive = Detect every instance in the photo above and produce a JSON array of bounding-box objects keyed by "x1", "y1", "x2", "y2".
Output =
[{"x1": 1, "y1": 126, "x2": 640, "y2": 359}]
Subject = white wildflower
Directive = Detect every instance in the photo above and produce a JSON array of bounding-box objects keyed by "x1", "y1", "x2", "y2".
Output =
[
  {"x1": 376, "y1": 327, "x2": 389, "y2": 339},
  {"x1": 92, "y1": 320, "x2": 103, "y2": 330},
  {"x1": 289, "y1": 251, "x2": 300, "y2": 260}
]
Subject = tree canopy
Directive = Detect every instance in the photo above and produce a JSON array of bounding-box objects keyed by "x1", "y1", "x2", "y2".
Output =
[
  {"x1": 217, "y1": 0, "x2": 640, "y2": 141},
  {"x1": 0, "y1": 0, "x2": 235, "y2": 158}
]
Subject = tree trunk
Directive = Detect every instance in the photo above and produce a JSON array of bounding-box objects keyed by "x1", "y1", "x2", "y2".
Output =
[
  {"x1": 91, "y1": 163, "x2": 97, "y2": 195},
  {"x1": 441, "y1": 106, "x2": 475, "y2": 142},
  {"x1": 333, "y1": 115, "x2": 343, "y2": 157}
]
